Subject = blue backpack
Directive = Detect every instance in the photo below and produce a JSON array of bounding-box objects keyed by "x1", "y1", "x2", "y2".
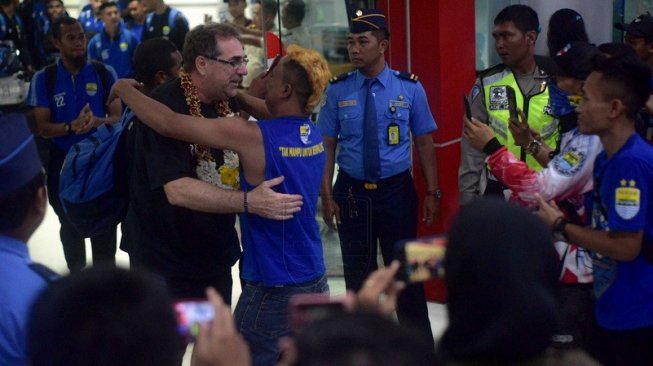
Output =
[{"x1": 59, "y1": 108, "x2": 134, "y2": 237}]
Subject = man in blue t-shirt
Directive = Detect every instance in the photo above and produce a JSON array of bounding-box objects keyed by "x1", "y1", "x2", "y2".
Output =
[
  {"x1": 537, "y1": 55, "x2": 653, "y2": 365},
  {"x1": 111, "y1": 44, "x2": 331, "y2": 366},
  {"x1": 27, "y1": 17, "x2": 122, "y2": 273},
  {"x1": 88, "y1": 1, "x2": 138, "y2": 78}
]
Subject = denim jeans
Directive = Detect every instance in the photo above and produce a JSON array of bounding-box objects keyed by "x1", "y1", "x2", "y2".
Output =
[{"x1": 234, "y1": 275, "x2": 328, "y2": 366}]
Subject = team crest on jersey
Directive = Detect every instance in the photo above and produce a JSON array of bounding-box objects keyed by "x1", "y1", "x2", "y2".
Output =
[
  {"x1": 615, "y1": 179, "x2": 640, "y2": 219},
  {"x1": 86, "y1": 82, "x2": 98, "y2": 96},
  {"x1": 489, "y1": 86, "x2": 509, "y2": 110},
  {"x1": 163, "y1": 25, "x2": 171, "y2": 35},
  {"x1": 553, "y1": 148, "x2": 585, "y2": 176},
  {"x1": 120, "y1": 42, "x2": 128, "y2": 52},
  {"x1": 300, "y1": 123, "x2": 312, "y2": 145}
]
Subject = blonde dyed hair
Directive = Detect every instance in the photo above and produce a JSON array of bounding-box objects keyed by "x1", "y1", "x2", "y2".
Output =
[{"x1": 285, "y1": 44, "x2": 331, "y2": 114}]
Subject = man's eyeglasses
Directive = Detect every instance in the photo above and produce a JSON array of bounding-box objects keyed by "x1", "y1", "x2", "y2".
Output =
[{"x1": 205, "y1": 56, "x2": 249, "y2": 70}]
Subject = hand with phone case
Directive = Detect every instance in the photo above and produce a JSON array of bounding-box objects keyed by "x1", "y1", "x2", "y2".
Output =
[{"x1": 191, "y1": 288, "x2": 251, "y2": 366}]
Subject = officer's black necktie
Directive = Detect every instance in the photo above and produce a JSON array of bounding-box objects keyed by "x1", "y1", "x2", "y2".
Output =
[{"x1": 363, "y1": 78, "x2": 380, "y2": 182}]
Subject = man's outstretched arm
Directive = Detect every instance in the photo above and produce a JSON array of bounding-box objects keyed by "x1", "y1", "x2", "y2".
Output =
[{"x1": 165, "y1": 176, "x2": 302, "y2": 220}]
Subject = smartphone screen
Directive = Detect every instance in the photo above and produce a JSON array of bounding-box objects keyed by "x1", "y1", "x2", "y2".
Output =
[
  {"x1": 505, "y1": 86, "x2": 518, "y2": 120},
  {"x1": 396, "y1": 236, "x2": 446, "y2": 283},
  {"x1": 463, "y1": 95, "x2": 472, "y2": 120},
  {"x1": 173, "y1": 300, "x2": 214, "y2": 342}
]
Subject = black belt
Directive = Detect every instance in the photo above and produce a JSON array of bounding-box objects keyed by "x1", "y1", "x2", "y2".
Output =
[{"x1": 338, "y1": 169, "x2": 411, "y2": 190}]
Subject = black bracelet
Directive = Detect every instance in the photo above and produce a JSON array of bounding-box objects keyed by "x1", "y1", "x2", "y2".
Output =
[
  {"x1": 552, "y1": 216, "x2": 569, "y2": 237},
  {"x1": 243, "y1": 190, "x2": 248, "y2": 214}
]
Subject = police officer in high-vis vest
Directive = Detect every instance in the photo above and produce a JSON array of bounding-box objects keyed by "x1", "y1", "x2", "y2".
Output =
[
  {"x1": 318, "y1": 8, "x2": 439, "y2": 342},
  {"x1": 459, "y1": 4, "x2": 559, "y2": 205}
]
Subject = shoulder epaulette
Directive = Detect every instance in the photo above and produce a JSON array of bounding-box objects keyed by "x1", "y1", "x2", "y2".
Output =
[
  {"x1": 396, "y1": 71, "x2": 419, "y2": 82},
  {"x1": 330, "y1": 72, "x2": 353, "y2": 84},
  {"x1": 477, "y1": 63, "x2": 506, "y2": 79}
]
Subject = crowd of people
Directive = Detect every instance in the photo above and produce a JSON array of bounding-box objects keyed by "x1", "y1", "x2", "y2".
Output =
[{"x1": 1, "y1": 1, "x2": 653, "y2": 366}]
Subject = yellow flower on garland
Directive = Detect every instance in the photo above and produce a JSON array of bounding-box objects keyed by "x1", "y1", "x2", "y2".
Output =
[{"x1": 218, "y1": 164, "x2": 240, "y2": 189}]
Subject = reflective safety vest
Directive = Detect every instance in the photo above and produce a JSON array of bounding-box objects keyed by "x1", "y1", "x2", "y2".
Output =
[{"x1": 482, "y1": 67, "x2": 558, "y2": 171}]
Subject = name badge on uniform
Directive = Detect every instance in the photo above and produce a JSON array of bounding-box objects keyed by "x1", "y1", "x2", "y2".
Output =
[
  {"x1": 338, "y1": 100, "x2": 357, "y2": 108},
  {"x1": 389, "y1": 100, "x2": 409, "y2": 109},
  {"x1": 489, "y1": 86, "x2": 509, "y2": 110},
  {"x1": 388, "y1": 123, "x2": 399, "y2": 145}
]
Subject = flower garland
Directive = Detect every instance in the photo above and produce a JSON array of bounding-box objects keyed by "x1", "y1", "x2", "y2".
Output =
[{"x1": 179, "y1": 70, "x2": 240, "y2": 190}]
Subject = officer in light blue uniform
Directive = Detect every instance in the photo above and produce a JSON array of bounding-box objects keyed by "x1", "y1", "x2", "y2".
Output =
[
  {"x1": 0, "y1": 113, "x2": 58, "y2": 366},
  {"x1": 317, "y1": 8, "x2": 440, "y2": 342}
]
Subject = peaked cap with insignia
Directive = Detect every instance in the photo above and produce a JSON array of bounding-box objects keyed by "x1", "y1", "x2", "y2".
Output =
[{"x1": 350, "y1": 8, "x2": 388, "y2": 33}]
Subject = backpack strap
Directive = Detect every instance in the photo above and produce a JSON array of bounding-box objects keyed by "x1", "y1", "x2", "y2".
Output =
[
  {"x1": 44, "y1": 63, "x2": 57, "y2": 100},
  {"x1": 90, "y1": 60, "x2": 111, "y2": 106},
  {"x1": 168, "y1": 8, "x2": 179, "y2": 32}
]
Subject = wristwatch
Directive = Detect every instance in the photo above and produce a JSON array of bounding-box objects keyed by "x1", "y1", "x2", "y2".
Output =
[
  {"x1": 63, "y1": 122, "x2": 72, "y2": 134},
  {"x1": 426, "y1": 189, "x2": 442, "y2": 200},
  {"x1": 525, "y1": 139, "x2": 542, "y2": 155}
]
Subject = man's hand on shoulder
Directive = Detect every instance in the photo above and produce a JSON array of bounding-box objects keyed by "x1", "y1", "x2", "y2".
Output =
[{"x1": 247, "y1": 176, "x2": 303, "y2": 220}]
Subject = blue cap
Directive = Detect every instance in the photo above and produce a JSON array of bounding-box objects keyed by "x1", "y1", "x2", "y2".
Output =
[
  {"x1": 350, "y1": 9, "x2": 388, "y2": 33},
  {"x1": 0, "y1": 113, "x2": 42, "y2": 198}
]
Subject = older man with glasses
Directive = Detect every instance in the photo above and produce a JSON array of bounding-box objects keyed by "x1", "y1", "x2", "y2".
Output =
[{"x1": 124, "y1": 23, "x2": 303, "y2": 303}]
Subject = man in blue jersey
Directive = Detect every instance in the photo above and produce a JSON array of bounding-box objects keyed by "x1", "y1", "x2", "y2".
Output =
[
  {"x1": 141, "y1": 0, "x2": 188, "y2": 52},
  {"x1": 27, "y1": 16, "x2": 122, "y2": 272},
  {"x1": 124, "y1": 0, "x2": 145, "y2": 42},
  {"x1": 88, "y1": 1, "x2": 138, "y2": 78},
  {"x1": 110, "y1": 44, "x2": 331, "y2": 366},
  {"x1": 537, "y1": 55, "x2": 653, "y2": 366}
]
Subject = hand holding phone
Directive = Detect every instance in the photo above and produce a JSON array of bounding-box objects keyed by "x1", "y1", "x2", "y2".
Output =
[{"x1": 174, "y1": 300, "x2": 215, "y2": 342}]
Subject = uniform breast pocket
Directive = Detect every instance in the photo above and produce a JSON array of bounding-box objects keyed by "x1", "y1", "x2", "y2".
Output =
[
  {"x1": 384, "y1": 107, "x2": 410, "y2": 145},
  {"x1": 338, "y1": 106, "x2": 362, "y2": 136}
]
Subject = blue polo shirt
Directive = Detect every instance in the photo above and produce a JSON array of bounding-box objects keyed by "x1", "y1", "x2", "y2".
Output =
[
  {"x1": 88, "y1": 25, "x2": 138, "y2": 78},
  {"x1": 317, "y1": 65, "x2": 437, "y2": 180},
  {"x1": 27, "y1": 60, "x2": 117, "y2": 151},
  {"x1": 590, "y1": 133, "x2": 653, "y2": 330},
  {"x1": 0, "y1": 235, "x2": 50, "y2": 365}
]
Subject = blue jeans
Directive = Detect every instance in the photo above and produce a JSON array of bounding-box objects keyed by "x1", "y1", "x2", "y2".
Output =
[{"x1": 234, "y1": 275, "x2": 328, "y2": 366}]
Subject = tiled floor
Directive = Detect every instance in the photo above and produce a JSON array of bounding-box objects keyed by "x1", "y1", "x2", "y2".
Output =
[{"x1": 28, "y1": 205, "x2": 448, "y2": 363}]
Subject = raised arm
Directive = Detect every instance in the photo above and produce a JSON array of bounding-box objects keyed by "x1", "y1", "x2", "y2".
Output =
[{"x1": 110, "y1": 79, "x2": 262, "y2": 154}]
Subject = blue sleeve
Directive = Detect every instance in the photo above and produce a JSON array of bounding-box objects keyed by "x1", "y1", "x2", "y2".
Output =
[
  {"x1": 605, "y1": 158, "x2": 648, "y2": 233},
  {"x1": 26, "y1": 69, "x2": 49, "y2": 109},
  {"x1": 316, "y1": 84, "x2": 340, "y2": 138},
  {"x1": 105, "y1": 64, "x2": 118, "y2": 89},
  {"x1": 409, "y1": 81, "x2": 437, "y2": 136}
]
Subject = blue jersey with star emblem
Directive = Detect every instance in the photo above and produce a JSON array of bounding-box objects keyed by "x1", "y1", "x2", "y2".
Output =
[
  {"x1": 239, "y1": 116, "x2": 326, "y2": 286},
  {"x1": 591, "y1": 133, "x2": 653, "y2": 330},
  {"x1": 27, "y1": 60, "x2": 117, "y2": 151},
  {"x1": 317, "y1": 65, "x2": 437, "y2": 180},
  {"x1": 88, "y1": 25, "x2": 138, "y2": 78}
]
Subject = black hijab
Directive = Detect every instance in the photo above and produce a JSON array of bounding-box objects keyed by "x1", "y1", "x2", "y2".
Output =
[{"x1": 438, "y1": 199, "x2": 559, "y2": 363}]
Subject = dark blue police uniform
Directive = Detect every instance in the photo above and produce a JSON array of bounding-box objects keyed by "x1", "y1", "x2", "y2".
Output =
[{"x1": 318, "y1": 49, "x2": 437, "y2": 340}]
